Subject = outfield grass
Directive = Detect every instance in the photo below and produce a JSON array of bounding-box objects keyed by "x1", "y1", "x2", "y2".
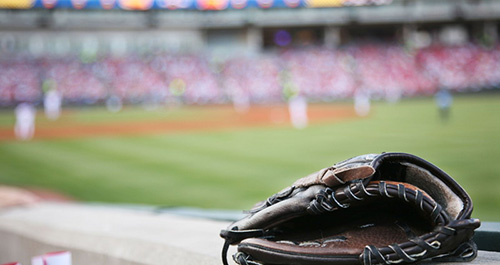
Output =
[{"x1": 0, "y1": 94, "x2": 499, "y2": 221}]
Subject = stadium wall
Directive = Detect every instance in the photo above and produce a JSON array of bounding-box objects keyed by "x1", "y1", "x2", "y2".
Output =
[
  {"x1": 0, "y1": 29, "x2": 206, "y2": 55},
  {"x1": 1, "y1": 0, "x2": 499, "y2": 55}
]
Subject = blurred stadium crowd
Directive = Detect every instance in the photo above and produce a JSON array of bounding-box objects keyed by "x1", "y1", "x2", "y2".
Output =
[{"x1": 1, "y1": 41, "x2": 500, "y2": 107}]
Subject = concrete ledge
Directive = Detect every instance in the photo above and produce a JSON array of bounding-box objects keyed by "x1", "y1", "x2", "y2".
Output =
[
  {"x1": 0, "y1": 203, "x2": 232, "y2": 265},
  {"x1": 0, "y1": 203, "x2": 498, "y2": 265}
]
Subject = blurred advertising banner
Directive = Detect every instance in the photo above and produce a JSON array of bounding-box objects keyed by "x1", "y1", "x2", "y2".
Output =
[
  {"x1": 4, "y1": 0, "x2": 390, "y2": 10},
  {"x1": 305, "y1": 0, "x2": 343, "y2": 8},
  {"x1": 305, "y1": 0, "x2": 391, "y2": 8},
  {"x1": 156, "y1": 0, "x2": 190, "y2": 10},
  {"x1": 196, "y1": 0, "x2": 228, "y2": 10},
  {"x1": 0, "y1": 0, "x2": 35, "y2": 9},
  {"x1": 70, "y1": 0, "x2": 87, "y2": 8},
  {"x1": 100, "y1": 0, "x2": 116, "y2": 8},
  {"x1": 41, "y1": 0, "x2": 57, "y2": 8},
  {"x1": 118, "y1": 0, "x2": 153, "y2": 9}
]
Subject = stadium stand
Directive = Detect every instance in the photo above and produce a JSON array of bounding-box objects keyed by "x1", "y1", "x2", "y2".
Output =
[
  {"x1": 1, "y1": 0, "x2": 500, "y2": 107},
  {"x1": 1, "y1": 43, "x2": 500, "y2": 106}
]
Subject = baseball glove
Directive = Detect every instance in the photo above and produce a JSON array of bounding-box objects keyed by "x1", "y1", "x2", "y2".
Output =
[{"x1": 220, "y1": 152, "x2": 480, "y2": 265}]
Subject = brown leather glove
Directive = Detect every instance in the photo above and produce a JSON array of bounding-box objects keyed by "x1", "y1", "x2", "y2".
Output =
[{"x1": 220, "y1": 152, "x2": 480, "y2": 265}]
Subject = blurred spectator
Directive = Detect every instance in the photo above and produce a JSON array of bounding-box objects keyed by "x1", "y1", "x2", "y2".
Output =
[{"x1": 0, "y1": 59, "x2": 41, "y2": 105}]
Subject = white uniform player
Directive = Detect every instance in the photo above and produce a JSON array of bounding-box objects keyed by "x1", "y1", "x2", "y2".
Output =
[
  {"x1": 354, "y1": 90, "x2": 371, "y2": 117},
  {"x1": 44, "y1": 89, "x2": 62, "y2": 120},
  {"x1": 14, "y1": 102, "x2": 36, "y2": 141},
  {"x1": 288, "y1": 94, "x2": 308, "y2": 129}
]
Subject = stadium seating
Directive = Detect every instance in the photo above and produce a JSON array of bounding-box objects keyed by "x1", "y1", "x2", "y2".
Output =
[{"x1": 1, "y1": 43, "x2": 499, "y2": 106}]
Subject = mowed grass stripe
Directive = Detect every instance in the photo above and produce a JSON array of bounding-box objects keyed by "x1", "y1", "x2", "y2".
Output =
[
  {"x1": 74, "y1": 135, "x2": 286, "y2": 184},
  {"x1": 96, "y1": 134, "x2": 316, "y2": 202},
  {"x1": 100, "y1": 134, "x2": 310, "y2": 206},
  {"x1": 0, "y1": 143, "x2": 70, "y2": 186},
  {"x1": 0, "y1": 141, "x2": 169, "y2": 201},
  {"x1": 22, "y1": 135, "x2": 296, "y2": 206}
]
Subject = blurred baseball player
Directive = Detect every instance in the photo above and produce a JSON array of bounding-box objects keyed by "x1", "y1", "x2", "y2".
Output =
[{"x1": 14, "y1": 102, "x2": 36, "y2": 140}]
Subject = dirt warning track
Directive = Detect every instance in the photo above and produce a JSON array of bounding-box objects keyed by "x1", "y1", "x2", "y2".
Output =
[{"x1": 0, "y1": 104, "x2": 358, "y2": 141}]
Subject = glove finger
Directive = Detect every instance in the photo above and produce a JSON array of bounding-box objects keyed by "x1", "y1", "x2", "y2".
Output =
[{"x1": 293, "y1": 165, "x2": 375, "y2": 188}]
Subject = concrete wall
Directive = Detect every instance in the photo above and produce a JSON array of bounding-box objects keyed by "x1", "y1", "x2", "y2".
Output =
[{"x1": 0, "y1": 203, "x2": 231, "y2": 265}]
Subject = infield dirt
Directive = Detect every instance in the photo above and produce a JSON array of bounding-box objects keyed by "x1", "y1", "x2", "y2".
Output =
[{"x1": 0, "y1": 104, "x2": 357, "y2": 141}]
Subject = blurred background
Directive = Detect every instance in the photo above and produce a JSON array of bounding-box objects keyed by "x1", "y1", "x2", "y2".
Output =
[{"x1": 0, "y1": 0, "x2": 499, "y2": 220}]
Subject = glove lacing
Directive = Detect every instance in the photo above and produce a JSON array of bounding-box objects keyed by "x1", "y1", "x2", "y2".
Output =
[
  {"x1": 361, "y1": 222, "x2": 478, "y2": 265},
  {"x1": 234, "y1": 252, "x2": 262, "y2": 265},
  {"x1": 308, "y1": 180, "x2": 444, "y2": 224}
]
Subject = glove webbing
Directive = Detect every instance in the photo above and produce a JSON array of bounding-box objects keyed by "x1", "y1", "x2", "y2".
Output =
[
  {"x1": 310, "y1": 180, "x2": 450, "y2": 264},
  {"x1": 308, "y1": 180, "x2": 446, "y2": 226},
  {"x1": 362, "y1": 222, "x2": 478, "y2": 265}
]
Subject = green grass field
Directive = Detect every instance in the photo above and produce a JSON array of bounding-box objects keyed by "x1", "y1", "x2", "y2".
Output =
[{"x1": 0, "y1": 94, "x2": 499, "y2": 221}]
